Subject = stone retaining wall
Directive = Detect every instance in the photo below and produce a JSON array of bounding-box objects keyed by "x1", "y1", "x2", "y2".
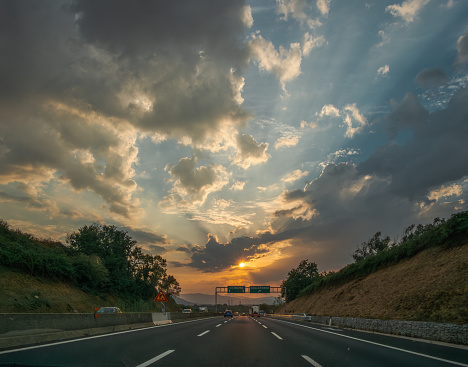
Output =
[{"x1": 306, "y1": 315, "x2": 468, "y2": 345}]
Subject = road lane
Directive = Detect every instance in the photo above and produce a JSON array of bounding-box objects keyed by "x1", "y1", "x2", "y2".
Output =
[
  {"x1": 0, "y1": 315, "x2": 466, "y2": 366},
  {"x1": 260, "y1": 317, "x2": 468, "y2": 367},
  {"x1": 157, "y1": 315, "x2": 309, "y2": 367},
  {"x1": 0, "y1": 317, "x2": 222, "y2": 367}
]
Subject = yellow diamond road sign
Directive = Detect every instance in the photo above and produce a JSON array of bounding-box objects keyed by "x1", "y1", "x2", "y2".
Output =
[{"x1": 155, "y1": 290, "x2": 168, "y2": 302}]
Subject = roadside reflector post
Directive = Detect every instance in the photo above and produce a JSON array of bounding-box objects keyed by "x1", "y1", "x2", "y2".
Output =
[{"x1": 94, "y1": 307, "x2": 100, "y2": 318}]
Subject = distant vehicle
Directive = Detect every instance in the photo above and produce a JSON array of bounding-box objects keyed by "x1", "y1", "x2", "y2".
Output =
[
  {"x1": 241, "y1": 312, "x2": 247, "y2": 316},
  {"x1": 96, "y1": 307, "x2": 122, "y2": 314},
  {"x1": 251, "y1": 305, "x2": 260, "y2": 317},
  {"x1": 182, "y1": 308, "x2": 193, "y2": 314},
  {"x1": 259, "y1": 310, "x2": 265, "y2": 316},
  {"x1": 233, "y1": 311, "x2": 239, "y2": 316},
  {"x1": 224, "y1": 310, "x2": 233, "y2": 317},
  {"x1": 199, "y1": 307, "x2": 208, "y2": 312}
]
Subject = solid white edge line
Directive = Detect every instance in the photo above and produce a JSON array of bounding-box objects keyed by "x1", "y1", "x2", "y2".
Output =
[
  {"x1": 0, "y1": 317, "x2": 219, "y2": 355},
  {"x1": 276, "y1": 319, "x2": 468, "y2": 367},
  {"x1": 136, "y1": 349, "x2": 175, "y2": 367},
  {"x1": 271, "y1": 332, "x2": 283, "y2": 340},
  {"x1": 197, "y1": 330, "x2": 210, "y2": 337},
  {"x1": 302, "y1": 355, "x2": 323, "y2": 367}
]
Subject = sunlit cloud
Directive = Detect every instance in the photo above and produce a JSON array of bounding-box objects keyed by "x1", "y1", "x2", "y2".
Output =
[
  {"x1": 302, "y1": 32, "x2": 326, "y2": 56},
  {"x1": 274, "y1": 135, "x2": 300, "y2": 149},
  {"x1": 309, "y1": 103, "x2": 367, "y2": 138},
  {"x1": 427, "y1": 184, "x2": 463, "y2": 202},
  {"x1": 316, "y1": 0, "x2": 331, "y2": 16},
  {"x1": 276, "y1": 0, "x2": 323, "y2": 28},
  {"x1": 230, "y1": 180, "x2": 246, "y2": 191},
  {"x1": 248, "y1": 34, "x2": 303, "y2": 91},
  {"x1": 242, "y1": 5, "x2": 254, "y2": 28},
  {"x1": 318, "y1": 104, "x2": 340, "y2": 118},
  {"x1": 385, "y1": 0, "x2": 430, "y2": 24},
  {"x1": 376, "y1": 30, "x2": 390, "y2": 48},
  {"x1": 165, "y1": 156, "x2": 229, "y2": 204},
  {"x1": 377, "y1": 64, "x2": 390, "y2": 78},
  {"x1": 282, "y1": 169, "x2": 309, "y2": 183}
]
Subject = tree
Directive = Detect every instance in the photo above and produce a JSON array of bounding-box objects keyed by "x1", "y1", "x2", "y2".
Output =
[
  {"x1": 66, "y1": 223, "x2": 181, "y2": 299},
  {"x1": 281, "y1": 259, "x2": 320, "y2": 302},
  {"x1": 67, "y1": 224, "x2": 136, "y2": 292},
  {"x1": 159, "y1": 275, "x2": 181, "y2": 296},
  {"x1": 352, "y1": 231, "x2": 391, "y2": 262}
]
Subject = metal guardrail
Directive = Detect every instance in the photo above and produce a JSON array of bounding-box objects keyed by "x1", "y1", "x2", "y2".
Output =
[{"x1": 272, "y1": 313, "x2": 312, "y2": 322}]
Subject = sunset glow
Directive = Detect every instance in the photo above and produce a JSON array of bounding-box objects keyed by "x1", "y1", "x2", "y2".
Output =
[{"x1": 1, "y1": 1, "x2": 467, "y2": 295}]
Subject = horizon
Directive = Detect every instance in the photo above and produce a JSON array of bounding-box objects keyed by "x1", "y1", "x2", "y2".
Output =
[{"x1": 1, "y1": 0, "x2": 467, "y2": 294}]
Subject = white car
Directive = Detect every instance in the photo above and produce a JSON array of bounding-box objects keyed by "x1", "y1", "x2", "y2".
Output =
[{"x1": 182, "y1": 308, "x2": 193, "y2": 313}]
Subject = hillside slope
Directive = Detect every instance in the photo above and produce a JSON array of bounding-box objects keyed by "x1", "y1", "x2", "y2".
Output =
[
  {"x1": 0, "y1": 267, "x2": 180, "y2": 313},
  {"x1": 285, "y1": 244, "x2": 468, "y2": 324}
]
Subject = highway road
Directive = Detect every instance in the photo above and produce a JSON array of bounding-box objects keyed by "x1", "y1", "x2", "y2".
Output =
[{"x1": 0, "y1": 315, "x2": 467, "y2": 366}]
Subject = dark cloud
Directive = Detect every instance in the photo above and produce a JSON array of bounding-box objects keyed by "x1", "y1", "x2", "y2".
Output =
[
  {"x1": 385, "y1": 93, "x2": 428, "y2": 139},
  {"x1": 233, "y1": 134, "x2": 270, "y2": 168},
  {"x1": 201, "y1": 86, "x2": 468, "y2": 275},
  {"x1": 0, "y1": 191, "x2": 44, "y2": 210},
  {"x1": 360, "y1": 87, "x2": 468, "y2": 198},
  {"x1": 71, "y1": 0, "x2": 249, "y2": 66},
  {"x1": 175, "y1": 246, "x2": 194, "y2": 253},
  {"x1": 166, "y1": 156, "x2": 229, "y2": 203},
  {"x1": 170, "y1": 157, "x2": 217, "y2": 195},
  {"x1": 283, "y1": 189, "x2": 309, "y2": 202},
  {"x1": 186, "y1": 231, "x2": 294, "y2": 272},
  {"x1": 69, "y1": 0, "x2": 252, "y2": 142},
  {"x1": 455, "y1": 33, "x2": 468, "y2": 68},
  {"x1": 0, "y1": 0, "x2": 252, "y2": 218},
  {"x1": 147, "y1": 244, "x2": 168, "y2": 254},
  {"x1": 415, "y1": 68, "x2": 448, "y2": 88},
  {"x1": 122, "y1": 227, "x2": 169, "y2": 245},
  {"x1": 274, "y1": 204, "x2": 305, "y2": 218}
]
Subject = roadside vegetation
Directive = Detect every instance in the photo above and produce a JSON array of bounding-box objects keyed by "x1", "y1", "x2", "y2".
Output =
[
  {"x1": 0, "y1": 221, "x2": 180, "y2": 312},
  {"x1": 282, "y1": 211, "x2": 468, "y2": 302}
]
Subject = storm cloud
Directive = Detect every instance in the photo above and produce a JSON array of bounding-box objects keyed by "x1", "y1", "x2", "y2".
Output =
[{"x1": 0, "y1": 0, "x2": 253, "y2": 218}]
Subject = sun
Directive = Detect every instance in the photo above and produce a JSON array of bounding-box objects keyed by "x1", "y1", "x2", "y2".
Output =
[{"x1": 239, "y1": 262, "x2": 245, "y2": 268}]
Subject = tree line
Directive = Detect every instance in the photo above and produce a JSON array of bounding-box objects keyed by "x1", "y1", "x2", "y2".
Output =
[
  {"x1": 0, "y1": 221, "x2": 180, "y2": 302},
  {"x1": 281, "y1": 211, "x2": 468, "y2": 302}
]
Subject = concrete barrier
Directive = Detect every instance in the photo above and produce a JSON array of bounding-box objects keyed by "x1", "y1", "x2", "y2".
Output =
[
  {"x1": 0, "y1": 313, "x2": 153, "y2": 335},
  {"x1": 0, "y1": 312, "x2": 218, "y2": 350}
]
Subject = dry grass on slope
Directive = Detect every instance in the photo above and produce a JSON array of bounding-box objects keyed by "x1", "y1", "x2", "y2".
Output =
[
  {"x1": 0, "y1": 268, "x2": 115, "y2": 313},
  {"x1": 286, "y1": 244, "x2": 468, "y2": 324}
]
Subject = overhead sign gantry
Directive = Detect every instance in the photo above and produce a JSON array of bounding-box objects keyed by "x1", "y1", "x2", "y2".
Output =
[{"x1": 215, "y1": 286, "x2": 284, "y2": 312}]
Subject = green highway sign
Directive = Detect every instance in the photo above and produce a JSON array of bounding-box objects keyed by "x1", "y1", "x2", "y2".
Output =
[
  {"x1": 250, "y1": 286, "x2": 270, "y2": 293},
  {"x1": 228, "y1": 286, "x2": 245, "y2": 293}
]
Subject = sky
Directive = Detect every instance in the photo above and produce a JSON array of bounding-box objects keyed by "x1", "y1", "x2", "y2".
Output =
[{"x1": 1, "y1": 0, "x2": 468, "y2": 295}]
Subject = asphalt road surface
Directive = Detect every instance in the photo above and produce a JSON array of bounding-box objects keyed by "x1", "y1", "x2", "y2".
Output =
[{"x1": 0, "y1": 316, "x2": 467, "y2": 366}]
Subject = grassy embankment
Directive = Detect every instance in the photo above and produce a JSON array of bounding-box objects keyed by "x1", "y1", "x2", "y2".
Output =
[
  {"x1": 0, "y1": 221, "x2": 180, "y2": 313},
  {"x1": 284, "y1": 212, "x2": 468, "y2": 324}
]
